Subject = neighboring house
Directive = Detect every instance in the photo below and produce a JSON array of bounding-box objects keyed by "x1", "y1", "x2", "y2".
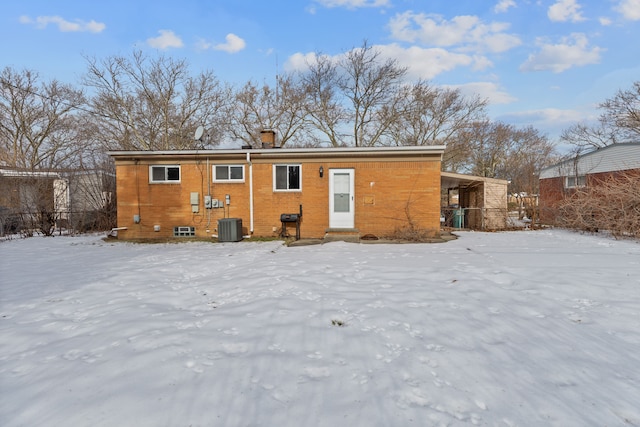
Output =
[
  {"x1": 0, "y1": 167, "x2": 114, "y2": 234},
  {"x1": 0, "y1": 169, "x2": 62, "y2": 234},
  {"x1": 441, "y1": 172, "x2": 508, "y2": 230},
  {"x1": 64, "y1": 170, "x2": 115, "y2": 215},
  {"x1": 0, "y1": 168, "x2": 61, "y2": 211},
  {"x1": 538, "y1": 142, "x2": 640, "y2": 223},
  {"x1": 109, "y1": 135, "x2": 445, "y2": 241},
  {"x1": 60, "y1": 169, "x2": 116, "y2": 231}
]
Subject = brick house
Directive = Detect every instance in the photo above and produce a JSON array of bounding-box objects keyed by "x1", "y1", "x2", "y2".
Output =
[
  {"x1": 538, "y1": 142, "x2": 640, "y2": 223},
  {"x1": 109, "y1": 137, "x2": 445, "y2": 241}
]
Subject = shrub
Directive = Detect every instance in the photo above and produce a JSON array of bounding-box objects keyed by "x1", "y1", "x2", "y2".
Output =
[{"x1": 554, "y1": 171, "x2": 640, "y2": 238}]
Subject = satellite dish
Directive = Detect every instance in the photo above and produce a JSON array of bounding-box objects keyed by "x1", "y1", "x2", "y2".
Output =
[{"x1": 194, "y1": 126, "x2": 205, "y2": 141}]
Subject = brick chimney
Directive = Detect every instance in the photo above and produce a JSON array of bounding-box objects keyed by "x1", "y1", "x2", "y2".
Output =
[{"x1": 260, "y1": 129, "x2": 276, "y2": 148}]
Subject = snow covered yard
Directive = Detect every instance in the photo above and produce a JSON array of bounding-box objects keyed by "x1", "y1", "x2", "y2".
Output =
[{"x1": 1, "y1": 230, "x2": 639, "y2": 427}]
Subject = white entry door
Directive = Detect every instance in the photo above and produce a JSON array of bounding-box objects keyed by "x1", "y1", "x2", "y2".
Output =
[{"x1": 329, "y1": 169, "x2": 355, "y2": 229}]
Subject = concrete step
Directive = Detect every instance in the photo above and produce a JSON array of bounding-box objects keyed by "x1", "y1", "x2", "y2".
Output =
[{"x1": 323, "y1": 228, "x2": 360, "y2": 243}]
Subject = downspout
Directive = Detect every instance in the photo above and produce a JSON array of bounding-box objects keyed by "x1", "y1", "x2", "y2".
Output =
[
  {"x1": 206, "y1": 157, "x2": 211, "y2": 230},
  {"x1": 247, "y1": 152, "x2": 254, "y2": 236}
]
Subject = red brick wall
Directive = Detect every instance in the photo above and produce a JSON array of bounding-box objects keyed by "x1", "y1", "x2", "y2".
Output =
[
  {"x1": 539, "y1": 176, "x2": 565, "y2": 223},
  {"x1": 539, "y1": 168, "x2": 640, "y2": 224}
]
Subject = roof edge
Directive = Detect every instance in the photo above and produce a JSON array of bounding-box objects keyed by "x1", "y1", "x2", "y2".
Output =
[
  {"x1": 441, "y1": 171, "x2": 509, "y2": 184},
  {"x1": 540, "y1": 141, "x2": 640, "y2": 173},
  {"x1": 108, "y1": 145, "x2": 446, "y2": 158}
]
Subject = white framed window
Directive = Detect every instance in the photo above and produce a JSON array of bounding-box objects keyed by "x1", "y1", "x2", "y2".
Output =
[
  {"x1": 274, "y1": 164, "x2": 301, "y2": 191},
  {"x1": 149, "y1": 165, "x2": 180, "y2": 183},
  {"x1": 566, "y1": 175, "x2": 586, "y2": 188},
  {"x1": 214, "y1": 165, "x2": 245, "y2": 182}
]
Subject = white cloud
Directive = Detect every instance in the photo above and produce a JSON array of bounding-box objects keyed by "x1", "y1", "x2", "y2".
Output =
[
  {"x1": 446, "y1": 82, "x2": 517, "y2": 104},
  {"x1": 284, "y1": 52, "x2": 324, "y2": 72},
  {"x1": 498, "y1": 108, "x2": 596, "y2": 139},
  {"x1": 387, "y1": 12, "x2": 521, "y2": 53},
  {"x1": 470, "y1": 55, "x2": 494, "y2": 71},
  {"x1": 520, "y1": 33, "x2": 603, "y2": 73},
  {"x1": 285, "y1": 44, "x2": 476, "y2": 80},
  {"x1": 146, "y1": 30, "x2": 183, "y2": 49},
  {"x1": 599, "y1": 16, "x2": 613, "y2": 25},
  {"x1": 314, "y1": 0, "x2": 390, "y2": 8},
  {"x1": 480, "y1": 29, "x2": 523, "y2": 53},
  {"x1": 377, "y1": 44, "x2": 474, "y2": 79},
  {"x1": 615, "y1": 0, "x2": 640, "y2": 20},
  {"x1": 502, "y1": 108, "x2": 590, "y2": 123},
  {"x1": 19, "y1": 15, "x2": 105, "y2": 33},
  {"x1": 494, "y1": 0, "x2": 516, "y2": 13},
  {"x1": 195, "y1": 38, "x2": 212, "y2": 50},
  {"x1": 548, "y1": 0, "x2": 586, "y2": 22},
  {"x1": 213, "y1": 33, "x2": 246, "y2": 53}
]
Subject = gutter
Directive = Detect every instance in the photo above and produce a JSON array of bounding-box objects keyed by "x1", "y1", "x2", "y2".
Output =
[{"x1": 108, "y1": 145, "x2": 446, "y2": 159}]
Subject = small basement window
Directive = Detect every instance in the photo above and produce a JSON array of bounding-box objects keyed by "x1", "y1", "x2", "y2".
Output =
[
  {"x1": 150, "y1": 165, "x2": 180, "y2": 183},
  {"x1": 274, "y1": 164, "x2": 301, "y2": 191},
  {"x1": 174, "y1": 226, "x2": 195, "y2": 237},
  {"x1": 214, "y1": 165, "x2": 244, "y2": 182}
]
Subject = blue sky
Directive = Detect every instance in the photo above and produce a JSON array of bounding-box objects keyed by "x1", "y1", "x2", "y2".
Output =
[{"x1": 2, "y1": 0, "x2": 639, "y2": 145}]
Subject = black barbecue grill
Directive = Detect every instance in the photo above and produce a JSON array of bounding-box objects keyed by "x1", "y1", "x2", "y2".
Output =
[{"x1": 280, "y1": 205, "x2": 302, "y2": 240}]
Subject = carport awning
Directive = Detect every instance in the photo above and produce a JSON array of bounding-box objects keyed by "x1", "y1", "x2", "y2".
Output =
[{"x1": 441, "y1": 171, "x2": 508, "y2": 189}]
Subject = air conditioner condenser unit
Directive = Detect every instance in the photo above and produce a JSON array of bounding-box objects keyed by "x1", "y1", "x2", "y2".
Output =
[{"x1": 218, "y1": 218, "x2": 243, "y2": 242}]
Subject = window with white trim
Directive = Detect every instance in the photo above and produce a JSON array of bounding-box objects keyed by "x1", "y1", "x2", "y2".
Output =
[
  {"x1": 214, "y1": 165, "x2": 244, "y2": 182},
  {"x1": 149, "y1": 165, "x2": 180, "y2": 183},
  {"x1": 565, "y1": 175, "x2": 586, "y2": 188},
  {"x1": 274, "y1": 164, "x2": 301, "y2": 191}
]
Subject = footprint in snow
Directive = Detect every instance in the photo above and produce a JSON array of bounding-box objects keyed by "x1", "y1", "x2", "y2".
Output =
[
  {"x1": 474, "y1": 399, "x2": 487, "y2": 410},
  {"x1": 221, "y1": 342, "x2": 248, "y2": 355},
  {"x1": 394, "y1": 389, "x2": 430, "y2": 409},
  {"x1": 418, "y1": 355, "x2": 439, "y2": 368},
  {"x1": 406, "y1": 302, "x2": 430, "y2": 308},
  {"x1": 185, "y1": 360, "x2": 204, "y2": 373},
  {"x1": 300, "y1": 366, "x2": 331, "y2": 380},
  {"x1": 267, "y1": 343, "x2": 286, "y2": 353}
]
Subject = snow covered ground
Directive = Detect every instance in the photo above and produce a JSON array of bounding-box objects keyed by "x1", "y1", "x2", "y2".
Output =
[{"x1": 1, "y1": 230, "x2": 639, "y2": 427}]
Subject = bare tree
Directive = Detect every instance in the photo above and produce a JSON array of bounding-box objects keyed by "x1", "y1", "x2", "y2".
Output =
[
  {"x1": 299, "y1": 53, "x2": 347, "y2": 147},
  {"x1": 299, "y1": 41, "x2": 407, "y2": 147},
  {"x1": 499, "y1": 126, "x2": 557, "y2": 194},
  {"x1": 230, "y1": 74, "x2": 309, "y2": 148},
  {"x1": 560, "y1": 121, "x2": 616, "y2": 150},
  {"x1": 0, "y1": 67, "x2": 86, "y2": 169},
  {"x1": 0, "y1": 67, "x2": 90, "y2": 236},
  {"x1": 298, "y1": 42, "x2": 493, "y2": 150},
  {"x1": 554, "y1": 170, "x2": 640, "y2": 239},
  {"x1": 82, "y1": 50, "x2": 232, "y2": 151},
  {"x1": 450, "y1": 121, "x2": 514, "y2": 178},
  {"x1": 387, "y1": 80, "x2": 487, "y2": 147},
  {"x1": 561, "y1": 81, "x2": 640, "y2": 149},
  {"x1": 339, "y1": 41, "x2": 408, "y2": 147},
  {"x1": 600, "y1": 81, "x2": 640, "y2": 140},
  {"x1": 449, "y1": 121, "x2": 556, "y2": 217}
]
